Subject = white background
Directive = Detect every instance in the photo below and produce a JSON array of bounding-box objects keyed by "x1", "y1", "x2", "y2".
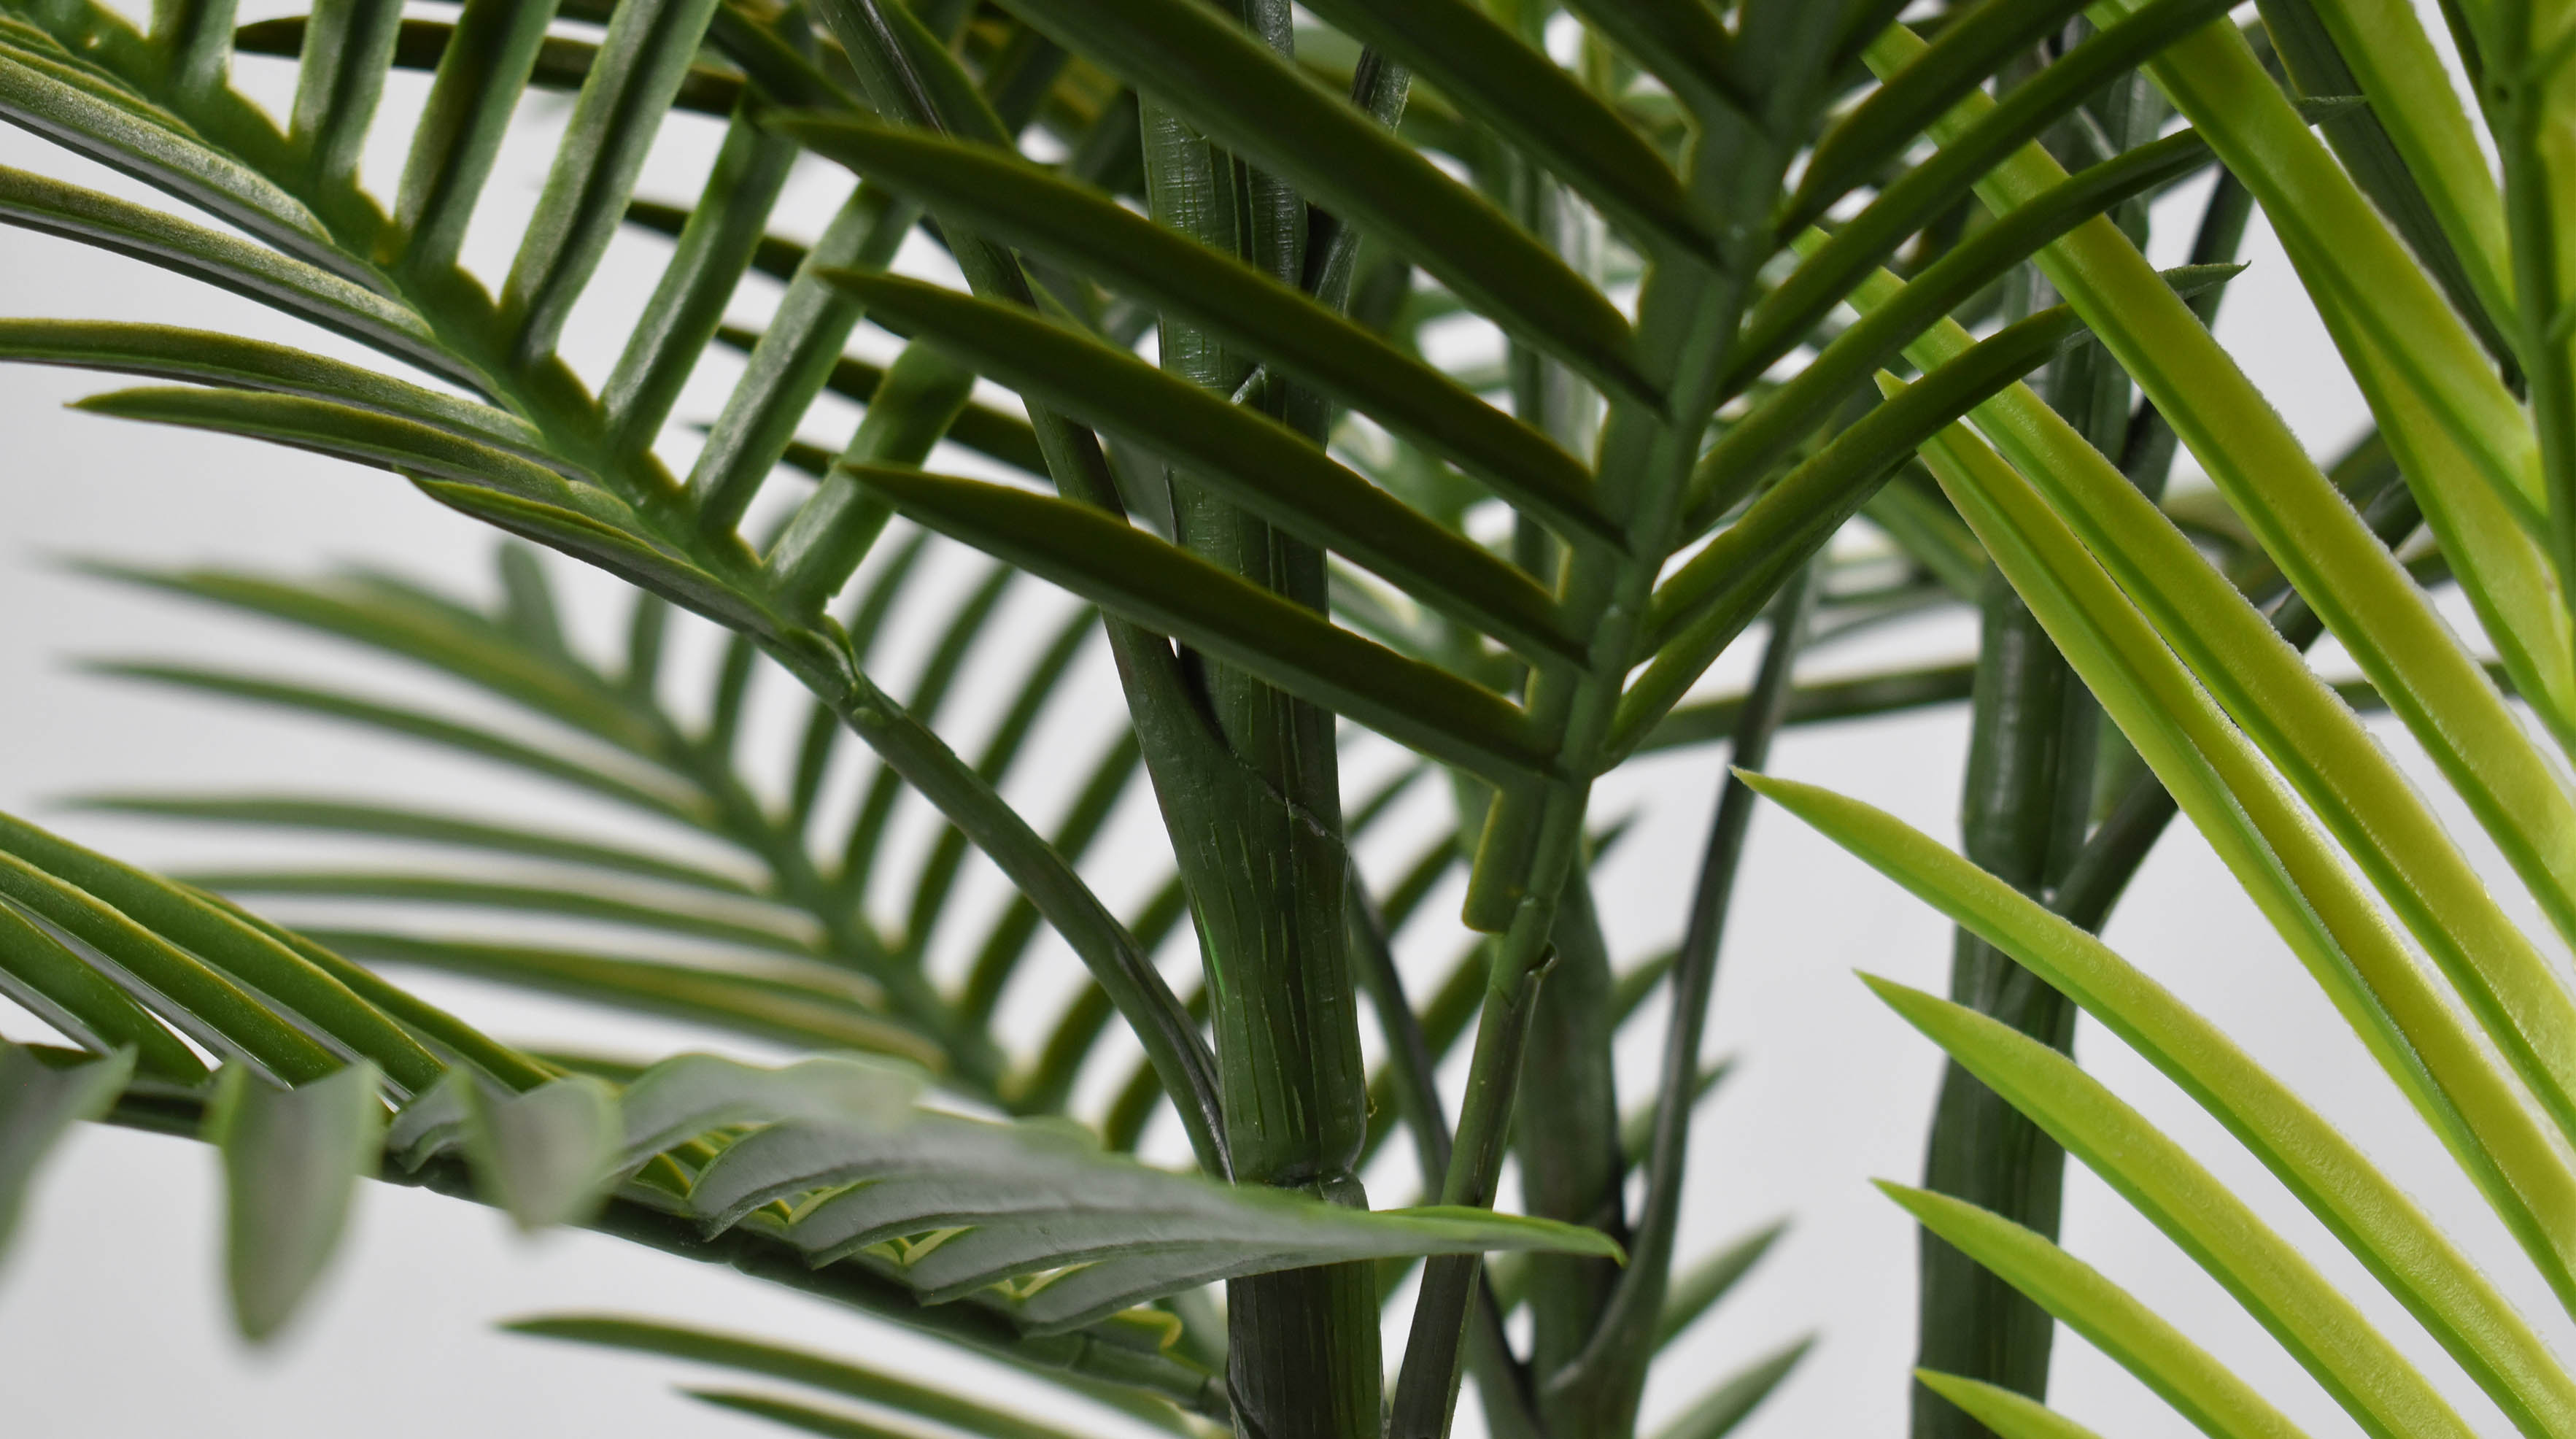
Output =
[{"x1": 6, "y1": 6, "x2": 2572, "y2": 1437}]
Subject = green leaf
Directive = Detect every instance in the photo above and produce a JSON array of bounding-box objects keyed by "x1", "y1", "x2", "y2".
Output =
[
  {"x1": 1647, "y1": 1337, "x2": 1812, "y2": 1439},
  {"x1": 1888, "y1": 1189, "x2": 2309, "y2": 1439},
  {"x1": 0, "y1": 46, "x2": 355, "y2": 279},
  {"x1": 463, "y1": 1070, "x2": 619, "y2": 1230},
  {"x1": 0, "y1": 899, "x2": 204, "y2": 1081},
  {"x1": 728, "y1": 324, "x2": 1046, "y2": 477},
  {"x1": 1701, "y1": 131, "x2": 2219, "y2": 519},
  {"x1": 1655, "y1": 1220, "x2": 1787, "y2": 1349},
  {"x1": 185, "y1": 870, "x2": 819, "y2": 958},
  {"x1": 1554, "y1": 0, "x2": 1748, "y2": 121},
  {"x1": 80, "y1": 561, "x2": 662, "y2": 752},
  {"x1": 1291, "y1": 0, "x2": 1714, "y2": 258},
  {"x1": 1617, "y1": 306, "x2": 2088, "y2": 753},
  {"x1": 499, "y1": 0, "x2": 722, "y2": 362},
  {"x1": 854, "y1": 463, "x2": 1557, "y2": 784},
  {"x1": 0, "y1": 320, "x2": 549, "y2": 458},
  {"x1": 204, "y1": 1060, "x2": 385, "y2": 1341},
  {"x1": 823, "y1": 274, "x2": 1586, "y2": 663},
  {"x1": 1874, "y1": 19, "x2": 2576, "y2": 953},
  {"x1": 1636, "y1": 662, "x2": 1979, "y2": 752},
  {"x1": 71, "y1": 385, "x2": 615, "y2": 511},
  {"x1": 992, "y1": 0, "x2": 1655, "y2": 406},
  {"x1": 1741, "y1": 0, "x2": 2240, "y2": 398},
  {"x1": 0, "y1": 1043, "x2": 134, "y2": 1258},
  {"x1": 75, "y1": 795, "x2": 764, "y2": 898},
  {"x1": 1863, "y1": 973, "x2": 2482, "y2": 1439},
  {"x1": 507, "y1": 1314, "x2": 1158, "y2": 1439},
  {"x1": 0, "y1": 165, "x2": 480, "y2": 390},
  {"x1": 312, "y1": 930, "x2": 944, "y2": 1068},
  {"x1": 88, "y1": 661, "x2": 713, "y2": 828},
  {"x1": 1900, "y1": 410, "x2": 2576, "y2": 1318},
  {"x1": 615, "y1": 1052, "x2": 923, "y2": 1170},
  {"x1": 1911, "y1": 1372, "x2": 2111, "y2": 1439},
  {"x1": 1785, "y1": 0, "x2": 2095, "y2": 231},
  {"x1": 390, "y1": 0, "x2": 561, "y2": 275},
  {"x1": 601, "y1": 102, "x2": 797, "y2": 451},
  {"x1": 1752, "y1": 773, "x2": 2576, "y2": 1439},
  {"x1": 1868, "y1": 264, "x2": 2576, "y2": 1215},
  {"x1": 284, "y1": 0, "x2": 403, "y2": 186},
  {"x1": 687, "y1": 1108, "x2": 1620, "y2": 1332},
  {"x1": 773, "y1": 118, "x2": 1617, "y2": 547}
]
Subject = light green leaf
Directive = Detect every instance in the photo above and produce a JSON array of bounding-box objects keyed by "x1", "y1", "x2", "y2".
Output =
[
  {"x1": 1913, "y1": 1371, "x2": 2113, "y2": 1439},
  {"x1": 204, "y1": 1060, "x2": 384, "y2": 1341},
  {"x1": 1752, "y1": 773, "x2": 2576, "y2": 1439},
  {"x1": 0, "y1": 1043, "x2": 134, "y2": 1258},
  {"x1": 1900, "y1": 410, "x2": 2576, "y2": 1319},
  {"x1": 1861, "y1": 974, "x2": 2478, "y2": 1439}
]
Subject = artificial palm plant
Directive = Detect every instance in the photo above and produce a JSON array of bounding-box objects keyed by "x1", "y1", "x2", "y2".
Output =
[{"x1": 1, "y1": 0, "x2": 2571, "y2": 1435}]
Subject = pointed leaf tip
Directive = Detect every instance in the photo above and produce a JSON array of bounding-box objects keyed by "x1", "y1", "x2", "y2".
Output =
[
  {"x1": 0, "y1": 1044, "x2": 134, "y2": 1262},
  {"x1": 205, "y1": 1061, "x2": 384, "y2": 1342},
  {"x1": 465, "y1": 1073, "x2": 620, "y2": 1232}
]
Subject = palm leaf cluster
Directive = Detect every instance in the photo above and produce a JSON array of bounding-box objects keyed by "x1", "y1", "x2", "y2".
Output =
[{"x1": 1, "y1": 0, "x2": 2570, "y2": 1435}]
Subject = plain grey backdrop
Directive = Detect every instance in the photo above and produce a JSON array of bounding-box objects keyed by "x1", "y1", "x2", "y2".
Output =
[{"x1": 6, "y1": 6, "x2": 2572, "y2": 1435}]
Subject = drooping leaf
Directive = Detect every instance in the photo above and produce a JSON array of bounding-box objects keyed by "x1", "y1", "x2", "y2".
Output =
[
  {"x1": 204, "y1": 1060, "x2": 385, "y2": 1341},
  {"x1": 686, "y1": 1106, "x2": 1620, "y2": 1333},
  {"x1": 0, "y1": 1043, "x2": 134, "y2": 1259},
  {"x1": 463, "y1": 1070, "x2": 620, "y2": 1230}
]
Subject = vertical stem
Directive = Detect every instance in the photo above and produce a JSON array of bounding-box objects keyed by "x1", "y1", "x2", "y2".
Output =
[
  {"x1": 1138, "y1": 6, "x2": 1379, "y2": 1431},
  {"x1": 1914, "y1": 57, "x2": 2135, "y2": 1431}
]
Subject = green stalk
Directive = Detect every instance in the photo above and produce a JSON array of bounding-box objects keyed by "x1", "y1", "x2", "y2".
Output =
[
  {"x1": 1134, "y1": 8, "x2": 1377, "y2": 1431},
  {"x1": 1397, "y1": 8, "x2": 1852, "y2": 1433}
]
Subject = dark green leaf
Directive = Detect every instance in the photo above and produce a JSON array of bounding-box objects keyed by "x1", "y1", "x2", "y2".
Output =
[
  {"x1": 0, "y1": 900, "x2": 205, "y2": 1081},
  {"x1": 0, "y1": 166, "x2": 483, "y2": 390},
  {"x1": 390, "y1": 0, "x2": 561, "y2": 275},
  {"x1": 779, "y1": 118, "x2": 1617, "y2": 547},
  {"x1": 854, "y1": 463, "x2": 1558, "y2": 783},
  {"x1": 1734, "y1": 0, "x2": 2240, "y2": 398},
  {"x1": 827, "y1": 274, "x2": 1586, "y2": 663},
  {"x1": 993, "y1": 0, "x2": 1654, "y2": 406},
  {"x1": 1786, "y1": 0, "x2": 2095, "y2": 231},
  {"x1": 500, "y1": 0, "x2": 723, "y2": 362},
  {"x1": 1620, "y1": 308, "x2": 2089, "y2": 752},
  {"x1": 1288, "y1": 0, "x2": 1714, "y2": 257}
]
